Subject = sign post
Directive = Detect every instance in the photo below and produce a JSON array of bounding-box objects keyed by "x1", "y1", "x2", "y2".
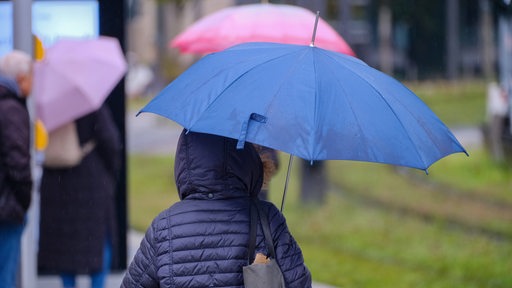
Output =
[{"x1": 13, "y1": 1, "x2": 37, "y2": 287}]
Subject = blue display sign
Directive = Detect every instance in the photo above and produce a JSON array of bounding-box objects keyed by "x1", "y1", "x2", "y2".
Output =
[{"x1": 0, "y1": 0, "x2": 99, "y2": 57}]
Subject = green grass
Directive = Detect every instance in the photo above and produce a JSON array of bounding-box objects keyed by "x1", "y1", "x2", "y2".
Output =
[
  {"x1": 127, "y1": 154, "x2": 179, "y2": 229},
  {"x1": 426, "y1": 150, "x2": 512, "y2": 202},
  {"x1": 127, "y1": 80, "x2": 512, "y2": 287},
  {"x1": 129, "y1": 149, "x2": 512, "y2": 288},
  {"x1": 289, "y1": 196, "x2": 512, "y2": 288}
]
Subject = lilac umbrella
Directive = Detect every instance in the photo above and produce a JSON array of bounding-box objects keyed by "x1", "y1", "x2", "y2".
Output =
[{"x1": 34, "y1": 36, "x2": 127, "y2": 132}]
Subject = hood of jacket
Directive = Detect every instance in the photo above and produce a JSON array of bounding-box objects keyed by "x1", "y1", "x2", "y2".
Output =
[{"x1": 174, "y1": 129, "x2": 263, "y2": 200}]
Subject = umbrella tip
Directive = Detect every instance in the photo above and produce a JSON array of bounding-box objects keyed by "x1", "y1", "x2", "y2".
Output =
[{"x1": 310, "y1": 11, "x2": 320, "y2": 47}]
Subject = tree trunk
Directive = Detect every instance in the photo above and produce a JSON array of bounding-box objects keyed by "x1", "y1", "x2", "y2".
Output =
[
  {"x1": 446, "y1": 0, "x2": 459, "y2": 80},
  {"x1": 300, "y1": 160, "x2": 328, "y2": 204},
  {"x1": 378, "y1": 3, "x2": 393, "y2": 75}
]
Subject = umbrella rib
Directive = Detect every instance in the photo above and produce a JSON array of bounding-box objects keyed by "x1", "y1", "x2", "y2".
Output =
[
  {"x1": 319, "y1": 49, "x2": 429, "y2": 168},
  {"x1": 311, "y1": 48, "x2": 320, "y2": 159}
]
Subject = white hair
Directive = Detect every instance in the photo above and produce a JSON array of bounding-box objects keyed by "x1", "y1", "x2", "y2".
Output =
[{"x1": 0, "y1": 50, "x2": 32, "y2": 79}]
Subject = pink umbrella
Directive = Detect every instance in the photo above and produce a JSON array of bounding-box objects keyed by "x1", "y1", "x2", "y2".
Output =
[
  {"x1": 34, "y1": 36, "x2": 127, "y2": 132},
  {"x1": 170, "y1": 3, "x2": 355, "y2": 56}
]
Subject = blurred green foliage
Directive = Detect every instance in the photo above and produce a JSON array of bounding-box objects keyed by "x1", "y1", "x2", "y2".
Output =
[{"x1": 406, "y1": 80, "x2": 487, "y2": 126}]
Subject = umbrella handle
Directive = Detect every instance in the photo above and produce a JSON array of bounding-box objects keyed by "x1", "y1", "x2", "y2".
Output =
[{"x1": 280, "y1": 154, "x2": 294, "y2": 212}]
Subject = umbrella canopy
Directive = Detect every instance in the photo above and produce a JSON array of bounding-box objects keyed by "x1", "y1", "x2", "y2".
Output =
[
  {"x1": 141, "y1": 42, "x2": 466, "y2": 172},
  {"x1": 34, "y1": 36, "x2": 127, "y2": 132},
  {"x1": 170, "y1": 3, "x2": 355, "y2": 56}
]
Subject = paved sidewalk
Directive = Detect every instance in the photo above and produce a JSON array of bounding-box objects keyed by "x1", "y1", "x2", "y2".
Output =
[{"x1": 36, "y1": 230, "x2": 141, "y2": 287}]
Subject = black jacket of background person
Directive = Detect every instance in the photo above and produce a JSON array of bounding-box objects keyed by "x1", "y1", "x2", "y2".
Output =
[{"x1": 0, "y1": 81, "x2": 33, "y2": 224}]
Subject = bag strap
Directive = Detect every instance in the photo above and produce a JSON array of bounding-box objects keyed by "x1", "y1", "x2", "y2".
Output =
[
  {"x1": 247, "y1": 198, "x2": 276, "y2": 264},
  {"x1": 247, "y1": 198, "x2": 258, "y2": 264},
  {"x1": 255, "y1": 199, "x2": 277, "y2": 259}
]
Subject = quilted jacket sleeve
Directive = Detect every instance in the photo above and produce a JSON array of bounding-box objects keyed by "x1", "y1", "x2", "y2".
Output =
[
  {"x1": 121, "y1": 223, "x2": 159, "y2": 288},
  {"x1": 0, "y1": 96, "x2": 32, "y2": 214},
  {"x1": 265, "y1": 202, "x2": 312, "y2": 288}
]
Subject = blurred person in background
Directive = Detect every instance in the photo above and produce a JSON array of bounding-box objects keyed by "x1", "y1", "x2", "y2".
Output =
[
  {"x1": 0, "y1": 50, "x2": 34, "y2": 288},
  {"x1": 37, "y1": 103, "x2": 122, "y2": 288}
]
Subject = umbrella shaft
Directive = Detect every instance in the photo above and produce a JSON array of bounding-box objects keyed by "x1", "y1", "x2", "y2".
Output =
[{"x1": 280, "y1": 154, "x2": 294, "y2": 212}]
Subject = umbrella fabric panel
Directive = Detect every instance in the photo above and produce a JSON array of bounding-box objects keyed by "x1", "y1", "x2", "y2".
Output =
[
  {"x1": 41, "y1": 38, "x2": 126, "y2": 107},
  {"x1": 320, "y1": 48, "x2": 463, "y2": 167},
  {"x1": 311, "y1": 49, "x2": 463, "y2": 167},
  {"x1": 312, "y1": 49, "x2": 426, "y2": 165},
  {"x1": 34, "y1": 62, "x2": 100, "y2": 131},
  {"x1": 144, "y1": 43, "x2": 318, "y2": 157}
]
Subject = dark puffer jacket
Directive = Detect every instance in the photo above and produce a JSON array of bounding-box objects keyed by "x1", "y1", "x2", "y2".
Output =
[
  {"x1": 0, "y1": 78, "x2": 32, "y2": 224},
  {"x1": 122, "y1": 130, "x2": 312, "y2": 288}
]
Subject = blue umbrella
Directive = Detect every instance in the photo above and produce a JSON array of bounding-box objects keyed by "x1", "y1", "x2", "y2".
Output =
[{"x1": 140, "y1": 41, "x2": 467, "y2": 172}]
